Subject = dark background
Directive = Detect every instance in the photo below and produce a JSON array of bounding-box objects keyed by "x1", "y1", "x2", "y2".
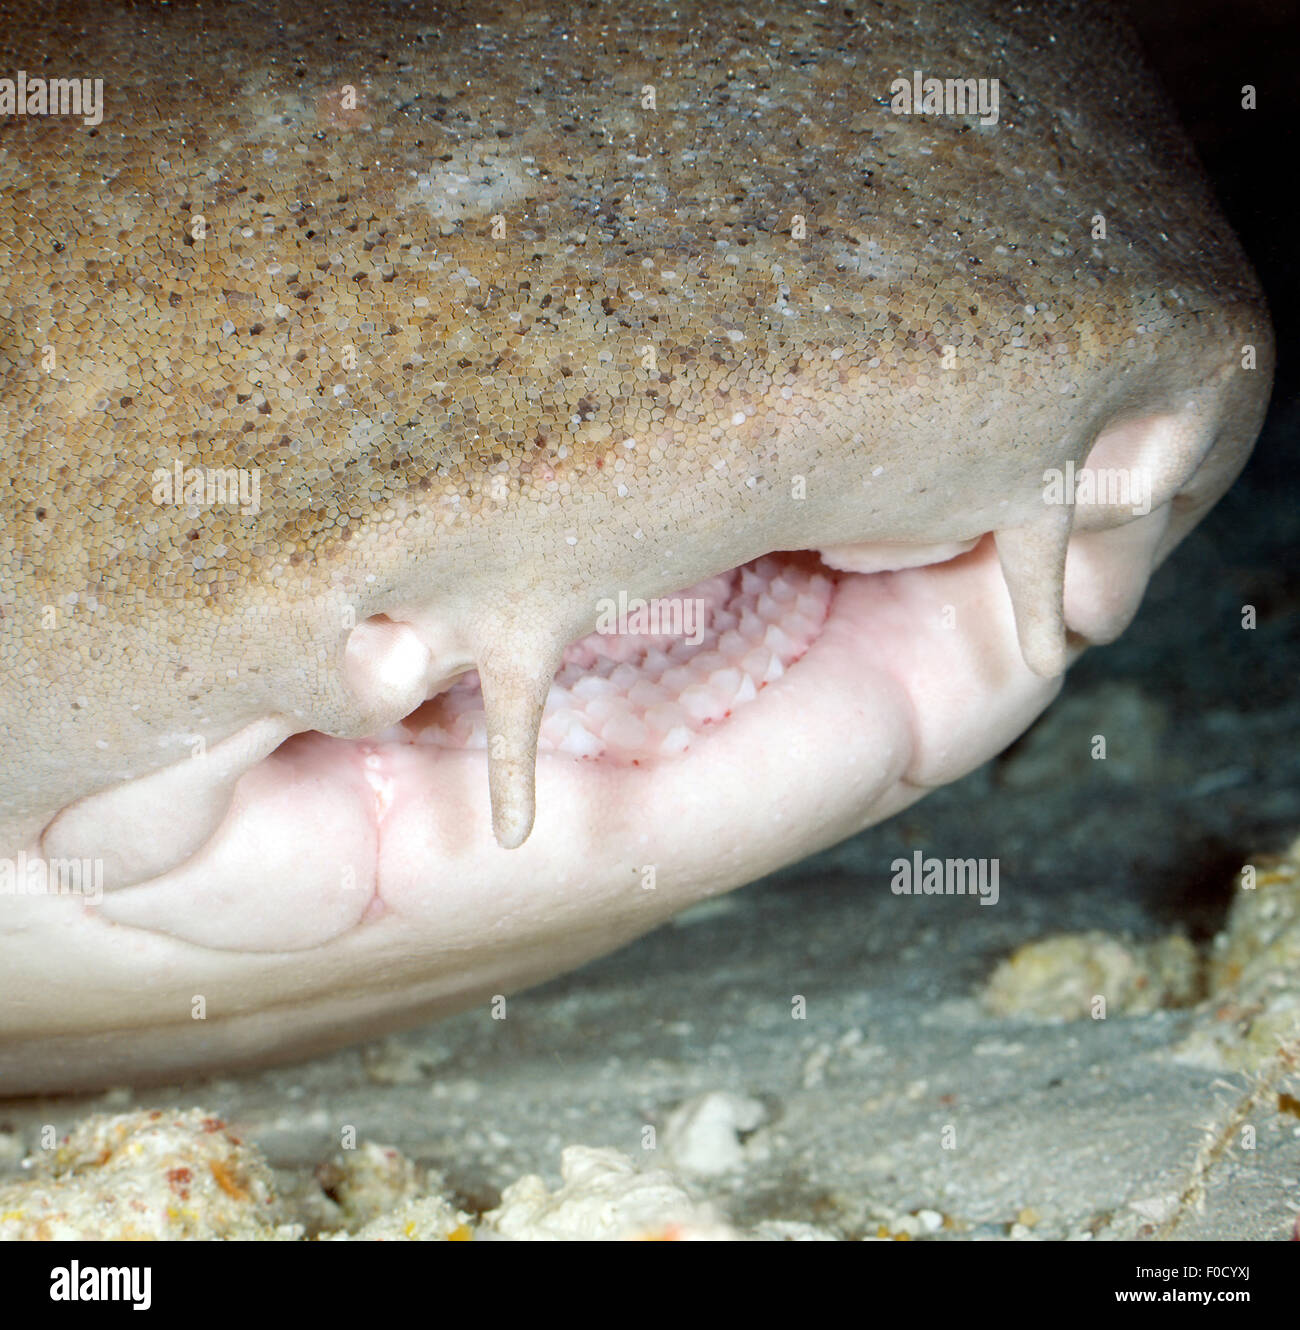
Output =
[{"x1": 1124, "y1": 0, "x2": 1297, "y2": 402}]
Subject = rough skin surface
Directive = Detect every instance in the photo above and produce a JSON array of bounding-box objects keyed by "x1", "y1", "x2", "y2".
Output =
[
  {"x1": 0, "y1": 0, "x2": 1273, "y2": 1091},
  {"x1": 0, "y1": 0, "x2": 1266, "y2": 831}
]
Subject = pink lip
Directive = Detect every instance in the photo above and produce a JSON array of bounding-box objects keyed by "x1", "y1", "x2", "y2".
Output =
[{"x1": 62, "y1": 535, "x2": 1054, "y2": 951}]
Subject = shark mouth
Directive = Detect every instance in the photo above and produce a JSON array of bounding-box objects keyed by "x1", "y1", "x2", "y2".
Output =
[
  {"x1": 374, "y1": 554, "x2": 836, "y2": 765},
  {"x1": 34, "y1": 491, "x2": 1181, "y2": 957}
]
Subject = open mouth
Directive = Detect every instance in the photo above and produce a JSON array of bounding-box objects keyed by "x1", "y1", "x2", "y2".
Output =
[
  {"x1": 371, "y1": 553, "x2": 836, "y2": 765},
  {"x1": 40, "y1": 529, "x2": 1087, "y2": 956}
]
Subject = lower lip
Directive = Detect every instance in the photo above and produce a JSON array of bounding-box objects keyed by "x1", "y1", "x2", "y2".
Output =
[{"x1": 75, "y1": 536, "x2": 1059, "y2": 954}]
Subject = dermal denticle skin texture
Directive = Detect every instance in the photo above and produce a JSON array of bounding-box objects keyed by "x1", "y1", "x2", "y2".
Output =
[{"x1": 0, "y1": 0, "x2": 1273, "y2": 1093}]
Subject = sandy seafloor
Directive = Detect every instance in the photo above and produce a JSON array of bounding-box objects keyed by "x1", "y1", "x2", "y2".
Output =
[
  {"x1": 1, "y1": 0, "x2": 1297, "y2": 1244},
  {"x1": 1, "y1": 389, "x2": 1297, "y2": 1240}
]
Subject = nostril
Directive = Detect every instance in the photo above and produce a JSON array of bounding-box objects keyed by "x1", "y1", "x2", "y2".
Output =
[
  {"x1": 342, "y1": 616, "x2": 433, "y2": 716},
  {"x1": 1071, "y1": 403, "x2": 1216, "y2": 532}
]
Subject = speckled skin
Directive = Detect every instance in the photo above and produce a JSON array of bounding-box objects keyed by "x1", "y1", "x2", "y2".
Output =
[
  {"x1": 0, "y1": 0, "x2": 1268, "y2": 833},
  {"x1": 0, "y1": 0, "x2": 1272, "y2": 1091}
]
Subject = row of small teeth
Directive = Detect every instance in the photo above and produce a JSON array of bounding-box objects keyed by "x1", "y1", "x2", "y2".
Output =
[
  {"x1": 378, "y1": 555, "x2": 833, "y2": 765},
  {"x1": 371, "y1": 511, "x2": 1071, "y2": 849}
]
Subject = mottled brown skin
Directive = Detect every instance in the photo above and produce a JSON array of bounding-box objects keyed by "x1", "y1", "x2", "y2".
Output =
[
  {"x1": 0, "y1": 1, "x2": 1273, "y2": 1091},
  {"x1": 0, "y1": 0, "x2": 1266, "y2": 842}
]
